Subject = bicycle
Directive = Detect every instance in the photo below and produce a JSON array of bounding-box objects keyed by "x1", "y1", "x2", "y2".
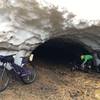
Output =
[
  {"x1": 0, "y1": 54, "x2": 37, "y2": 92},
  {"x1": 72, "y1": 63, "x2": 92, "y2": 73}
]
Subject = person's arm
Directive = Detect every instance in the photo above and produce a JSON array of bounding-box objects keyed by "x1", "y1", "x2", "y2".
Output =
[
  {"x1": 83, "y1": 59, "x2": 87, "y2": 64},
  {"x1": 81, "y1": 59, "x2": 87, "y2": 68}
]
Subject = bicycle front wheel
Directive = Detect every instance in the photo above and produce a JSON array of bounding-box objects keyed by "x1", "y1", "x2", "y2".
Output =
[
  {"x1": 0, "y1": 66, "x2": 10, "y2": 92},
  {"x1": 21, "y1": 64, "x2": 37, "y2": 84}
]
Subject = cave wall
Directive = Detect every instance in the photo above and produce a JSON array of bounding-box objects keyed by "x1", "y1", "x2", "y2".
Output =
[
  {"x1": 0, "y1": 0, "x2": 100, "y2": 64},
  {"x1": 53, "y1": 26, "x2": 100, "y2": 51}
]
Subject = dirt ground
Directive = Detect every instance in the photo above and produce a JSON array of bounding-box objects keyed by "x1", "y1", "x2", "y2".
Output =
[{"x1": 0, "y1": 60, "x2": 100, "y2": 100}]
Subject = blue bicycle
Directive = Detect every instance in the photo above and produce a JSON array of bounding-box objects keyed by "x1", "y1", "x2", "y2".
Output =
[{"x1": 0, "y1": 54, "x2": 37, "y2": 92}]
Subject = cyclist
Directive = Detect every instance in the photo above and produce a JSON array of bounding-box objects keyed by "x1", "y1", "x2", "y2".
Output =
[{"x1": 80, "y1": 54, "x2": 93, "y2": 70}]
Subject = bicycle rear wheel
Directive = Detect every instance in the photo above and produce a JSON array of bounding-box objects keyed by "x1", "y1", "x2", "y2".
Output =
[{"x1": 0, "y1": 66, "x2": 10, "y2": 92}]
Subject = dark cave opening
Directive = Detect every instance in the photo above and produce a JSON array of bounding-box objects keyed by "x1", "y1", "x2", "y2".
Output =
[{"x1": 32, "y1": 38, "x2": 91, "y2": 65}]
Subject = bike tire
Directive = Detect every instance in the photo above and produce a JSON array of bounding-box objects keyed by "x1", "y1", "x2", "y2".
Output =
[
  {"x1": 0, "y1": 66, "x2": 10, "y2": 92},
  {"x1": 21, "y1": 64, "x2": 37, "y2": 84}
]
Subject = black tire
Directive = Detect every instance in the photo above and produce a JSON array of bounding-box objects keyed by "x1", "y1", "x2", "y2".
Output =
[
  {"x1": 21, "y1": 64, "x2": 37, "y2": 84},
  {"x1": 0, "y1": 66, "x2": 10, "y2": 92}
]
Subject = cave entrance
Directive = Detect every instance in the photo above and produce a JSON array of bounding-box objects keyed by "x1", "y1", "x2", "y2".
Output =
[{"x1": 32, "y1": 38, "x2": 92, "y2": 66}]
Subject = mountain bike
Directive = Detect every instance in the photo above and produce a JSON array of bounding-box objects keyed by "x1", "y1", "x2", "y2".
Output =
[
  {"x1": 0, "y1": 54, "x2": 37, "y2": 92},
  {"x1": 71, "y1": 62, "x2": 92, "y2": 72}
]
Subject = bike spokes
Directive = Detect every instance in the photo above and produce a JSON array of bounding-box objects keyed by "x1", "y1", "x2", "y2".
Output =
[{"x1": 0, "y1": 67, "x2": 10, "y2": 92}]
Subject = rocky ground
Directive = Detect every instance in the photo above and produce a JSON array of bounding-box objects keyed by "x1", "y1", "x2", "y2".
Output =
[{"x1": 0, "y1": 60, "x2": 100, "y2": 100}]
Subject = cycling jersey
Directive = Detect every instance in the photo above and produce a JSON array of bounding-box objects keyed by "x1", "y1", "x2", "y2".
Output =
[{"x1": 81, "y1": 55, "x2": 93, "y2": 63}]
